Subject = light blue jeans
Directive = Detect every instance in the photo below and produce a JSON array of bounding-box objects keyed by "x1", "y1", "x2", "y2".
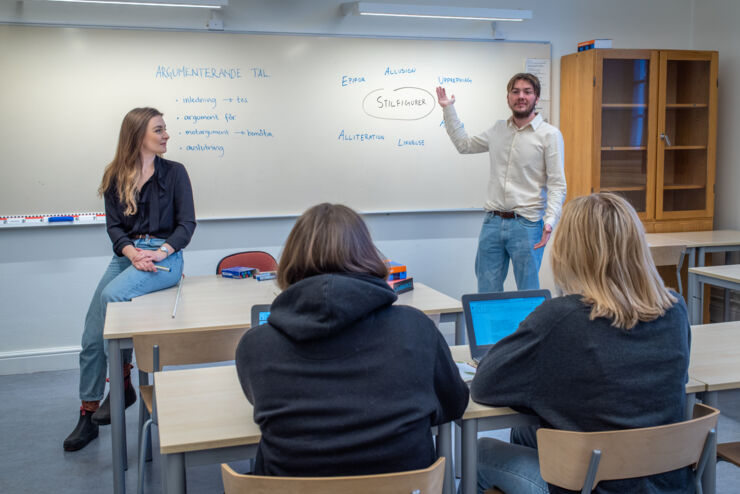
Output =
[
  {"x1": 78, "y1": 237, "x2": 183, "y2": 402},
  {"x1": 475, "y1": 213, "x2": 544, "y2": 293},
  {"x1": 476, "y1": 436, "x2": 549, "y2": 494}
]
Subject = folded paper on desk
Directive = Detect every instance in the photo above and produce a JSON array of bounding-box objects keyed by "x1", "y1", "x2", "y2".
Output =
[{"x1": 456, "y1": 361, "x2": 477, "y2": 383}]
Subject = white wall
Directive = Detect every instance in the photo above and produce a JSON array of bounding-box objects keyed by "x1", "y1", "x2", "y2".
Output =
[
  {"x1": 0, "y1": 0, "x2": 713, "y2": 374},
  {"x1": 692, "y1": 0, "x2": 740, "y2": 231}
]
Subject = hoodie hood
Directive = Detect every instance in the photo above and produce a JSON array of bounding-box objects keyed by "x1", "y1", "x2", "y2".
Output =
[{"x1": 267, "y1": 273, "x2": 397, "y2": 342}]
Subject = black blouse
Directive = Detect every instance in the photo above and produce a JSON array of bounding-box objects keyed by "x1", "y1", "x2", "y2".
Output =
[{"x1": 104, "y1": 156, "x2": 196, "y2": 256}]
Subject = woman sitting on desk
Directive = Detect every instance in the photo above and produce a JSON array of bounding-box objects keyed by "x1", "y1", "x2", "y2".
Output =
[
  {"x1": 471, "y1": 193, "x2": 691, "y2": 494},
  {"x1": 235, "y1": 203, "x2": 469, "y2": 476},
  {"x1": 64, "y1": 107, "x2": 196, "y2": 451}
]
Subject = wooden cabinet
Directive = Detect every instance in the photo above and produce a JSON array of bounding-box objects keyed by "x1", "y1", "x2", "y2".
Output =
[{"x1": 560, "y1": 49, "x2": 718, "y2": 232}]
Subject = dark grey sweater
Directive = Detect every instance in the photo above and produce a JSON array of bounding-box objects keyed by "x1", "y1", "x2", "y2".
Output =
[
  {"x1": 471, "y1": 293, "x2": 693, "y2": 494},
  {"x1": 235, "y1": 272, "x2": 469, "y2": 477}
]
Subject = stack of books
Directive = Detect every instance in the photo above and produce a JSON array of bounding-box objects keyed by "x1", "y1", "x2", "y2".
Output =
[
  {"x1": 577, "y1": 39, "x2": 612, "y2": 51},
  {"x1": 386, "y1": 260, "x2": 414, "y2": 294}
]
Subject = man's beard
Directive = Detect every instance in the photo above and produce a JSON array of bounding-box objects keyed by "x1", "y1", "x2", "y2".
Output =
[{"x1": 511, "y1": 101, "x2": 536, "y2": 119}]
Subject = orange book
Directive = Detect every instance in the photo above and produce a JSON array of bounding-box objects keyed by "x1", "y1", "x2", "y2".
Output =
[{"x1": 385, "y1": 260, "x2": 407, "y2": 274}]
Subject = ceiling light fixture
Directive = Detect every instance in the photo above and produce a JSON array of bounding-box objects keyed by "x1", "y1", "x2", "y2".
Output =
[
  {"x1": 35, "y1": 0, "x2": 227, "y2": 8},
  {"x1": 341, "y1": 2, "x2": 532, "y2": 22}
]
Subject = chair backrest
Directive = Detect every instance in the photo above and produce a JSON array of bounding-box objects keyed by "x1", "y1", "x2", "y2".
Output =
[
  {"x1": 216, "y1": 251, "x2": 278, "y2": 274},
  {"x1": 221, "y1": 457, "x2": 446, "y2": 494},
  {"x1": 537, "y1": 403, "x2": 719, "y2": 493},
  {"x1": 132, "y1": 327, "x2": 248, "y2": 373}
]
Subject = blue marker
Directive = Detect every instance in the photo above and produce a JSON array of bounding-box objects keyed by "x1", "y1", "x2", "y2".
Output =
[{"x1": 48, "y1": 216, "x2": 75, "y2": 223}]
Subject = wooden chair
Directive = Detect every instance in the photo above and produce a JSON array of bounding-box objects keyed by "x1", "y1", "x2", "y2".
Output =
[
  {"x1": 133, "y1": 327, "x2": 248, "y2": 494},
  {"x1": 534, "y1": 403, "x2": 719, "y2": 494},
  {"x1": 221, "y1": 457, "x2": 445, "y2": 494},
  {"x1": 216, "y1": 251, "x2": 277, "y2": 274},
  {"x1": 718, "y1": 441, "x2": 740, "y2": 468}
]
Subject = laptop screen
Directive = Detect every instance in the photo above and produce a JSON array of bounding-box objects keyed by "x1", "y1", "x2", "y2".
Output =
[
  {"x1": 462, "y1": 289, "x2": 551, "y2": 361},
  {"x1": 468, "y1": 296, "x2": 547, "y2": 346},
  {"x1": 259, "y1": 311, "x2": 270, "y2": 324},
  {"x1": 250, "y1": 304, "x2": 272, "y2": 328}
]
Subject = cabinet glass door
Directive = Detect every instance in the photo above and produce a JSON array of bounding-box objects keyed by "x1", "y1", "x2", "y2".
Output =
[
  {"x1": 597, "y1": 51, "x2": 657, "y2": 218},
  {"x1": 656, "y1": 51, "x2": 717, "y2": 219}
]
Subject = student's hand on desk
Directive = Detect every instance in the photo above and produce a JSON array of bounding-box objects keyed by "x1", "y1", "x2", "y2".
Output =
[
  {"x1": 436, "y1": 86, "x2": 455, "y2": 107},
  {"x1": 534, "y1": 224, "x2": 552, "y2": 249}
]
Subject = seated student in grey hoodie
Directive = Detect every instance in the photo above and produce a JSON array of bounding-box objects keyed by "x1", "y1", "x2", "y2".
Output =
[{"x1": 235, "y1": 202, "x2": 469, "y2": 477}]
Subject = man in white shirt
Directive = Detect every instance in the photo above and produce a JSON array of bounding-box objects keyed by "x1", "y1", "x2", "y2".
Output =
[{"x1": 437, "y1": 73, "x2": 566, "y2": 292}]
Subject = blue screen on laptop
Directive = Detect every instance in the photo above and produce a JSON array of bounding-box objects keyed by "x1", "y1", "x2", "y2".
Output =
[
  {"x1": 259, "y1": 311, "x2": 270, "y2": 324},
  {"x1": 469, "y1": 297, "x2": 545, "y2": 345}
]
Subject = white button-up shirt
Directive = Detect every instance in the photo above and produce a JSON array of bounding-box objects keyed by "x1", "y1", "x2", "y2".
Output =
[{"x1": 443, "y1": 105, "x2": 566, "y2": 227}]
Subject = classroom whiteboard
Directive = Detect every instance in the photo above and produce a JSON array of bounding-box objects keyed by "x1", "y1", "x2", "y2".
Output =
[{"x1": 0, "y1": 25, "x2": 550, "y2": 218}]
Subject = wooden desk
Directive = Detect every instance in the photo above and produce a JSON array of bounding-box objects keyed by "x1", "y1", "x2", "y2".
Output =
[
  {"x1": 155, "y1": 366, "x2": 259, "y2": 494},
  {"x1": 645, "y1": 230, "x2": 740, "y2": 301},
  {"x1": 154, "y1": 365, "x2": 453, "y2": 494},
  {"x1": 688, "y1": 264, "x2": 740, "y2": 324},
  {"x1": 103, "y1": 275, "x2": 464, "y2": 494},
  {"x1": 155, "y1": 342, "x2": 713, "y2": 494},
  {"x1": 689, "y1": 322, "x2": 740, "y2": 393},
  {"x1": 689, "y1": 322, "x2": 740, "y2": 494},
  {"x1": 671, "y1": 230, "x2": 740, "y2": 321},
  {"x1": 645, "y1": 233, "x2": 687, "y2": 267},
  {"x1": 452, "y1": 344, "x2": 708, "y2": 494}
]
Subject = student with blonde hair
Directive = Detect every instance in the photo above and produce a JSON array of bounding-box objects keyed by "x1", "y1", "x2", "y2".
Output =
[
  {"x1": 235, "y1": 203, "x2": 468, "y2": 476},
  {"x1": 64, "y1": 107, "x2": 196, "y2": 451},
  {"x1": 470, "y1": 193, "x2": 691, "y2": 494}
]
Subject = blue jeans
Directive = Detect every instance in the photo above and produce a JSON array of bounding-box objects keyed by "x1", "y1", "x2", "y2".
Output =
[
  {"x1": 475, "y1": 213, "x2": 544, "y2": 293},
  {"x1": 477, "y1": 437, "x2": 548, "y2": 494},
  {"x1": 78, "y1": 238, "x2": 183, "y2": 402}
]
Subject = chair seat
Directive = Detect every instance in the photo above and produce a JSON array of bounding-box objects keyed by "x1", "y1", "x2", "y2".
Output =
[
  {"x1": 718, "y1": 441, "x2": 740, "y2": 467},
  {"x1": 141, "y1": 385, "x2": 154, "y2": 415}
]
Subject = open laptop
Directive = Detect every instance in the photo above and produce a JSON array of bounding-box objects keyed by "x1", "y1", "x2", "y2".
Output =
[
  {"x1": 462, "y1": 289, "x2": 551, "y2": 365},
  {"x1": 250, "y1": 304, "x2": 272, "y2": 328}
]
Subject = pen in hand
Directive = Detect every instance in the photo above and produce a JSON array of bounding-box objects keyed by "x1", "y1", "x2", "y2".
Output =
[{"x1": 154, "y1": 265, "x2": 170, "y2": 272}]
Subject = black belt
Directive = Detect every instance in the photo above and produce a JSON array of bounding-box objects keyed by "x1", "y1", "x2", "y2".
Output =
[{"x1": 491, "y1": 210, "x2": 517, "y2": 219}]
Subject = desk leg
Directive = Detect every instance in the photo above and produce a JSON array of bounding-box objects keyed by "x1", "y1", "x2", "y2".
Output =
[
  {"x1": 455, "y1": 424, "x2": 461, "y2": 478},
  {"x1": 455, "y1": 311, "x2": 465, "y2": 346},
  {"x1": 724, "y1": 252, "x2": 732, "y2": 321},
  {"x1": 109, "y1": 339, "x2": 126, "y2": 494},
  {"x1": 688, "y1": 272, "x2": 703, "y2": 326},
  {"x1": 138, "y1": 370, "x2": 152, "y2": 462},
  {"x1": 702, "y1": 391, "x2": 718, "y2": 494},
  {"x1": 676, "y1": 250, "x2": 687, "y2": 296},
  {"x1": 163, "y1": 453, "x2": 186, "y2": 494},
  {"x1": 461, "y1": 419, "x2": 478, "y2": 494},
  {"x1": 436, "y1": 422, "x2": 454, "y2": 494}
]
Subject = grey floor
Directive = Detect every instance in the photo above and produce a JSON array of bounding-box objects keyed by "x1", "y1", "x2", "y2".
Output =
[{"x1": 1, "y1": 368, "x2": 739, "y2": 494}]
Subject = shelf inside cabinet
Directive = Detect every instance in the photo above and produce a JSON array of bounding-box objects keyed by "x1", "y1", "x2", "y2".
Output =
[
  {"x1": 665, "y1": 103, "x2": 708, "y2": 109},
  {"x1": 601, "y1": 186, "x2": 647, "y2": 192},
  {"x1": 663, "y1": 184, "x2": 706, "y2": 190},
  {"x1": 602, "y1": 103, "x2": 649, "y2": 109},
  {"x1": 601, "y1": 146, "x2": 647, "y2": 151},
  {"x1": 665, "y1": 145, "x2": 707, "y2": 150}
]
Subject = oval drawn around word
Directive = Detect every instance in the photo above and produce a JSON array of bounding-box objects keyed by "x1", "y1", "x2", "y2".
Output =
[{"x1": 362, "y1": 87, "x2": 436, "y2": 121}]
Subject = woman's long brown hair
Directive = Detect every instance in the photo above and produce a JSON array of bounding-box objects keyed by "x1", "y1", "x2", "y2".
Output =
[{"x1": 98, "y1": 107, "x2": 162, "y2": 215}]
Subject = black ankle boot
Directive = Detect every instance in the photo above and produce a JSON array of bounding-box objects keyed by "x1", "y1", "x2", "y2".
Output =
[
  {"x1": 63, "y1": 407, "x2": 99, "y2": 451},
  {"x1": 92, "y1": 377, "x2": 137, "y2": 426}
]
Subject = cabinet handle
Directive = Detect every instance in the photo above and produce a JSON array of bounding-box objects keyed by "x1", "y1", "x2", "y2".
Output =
[{"x1": 660, "y1": 133, "x2": 673, "y2": 147}]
